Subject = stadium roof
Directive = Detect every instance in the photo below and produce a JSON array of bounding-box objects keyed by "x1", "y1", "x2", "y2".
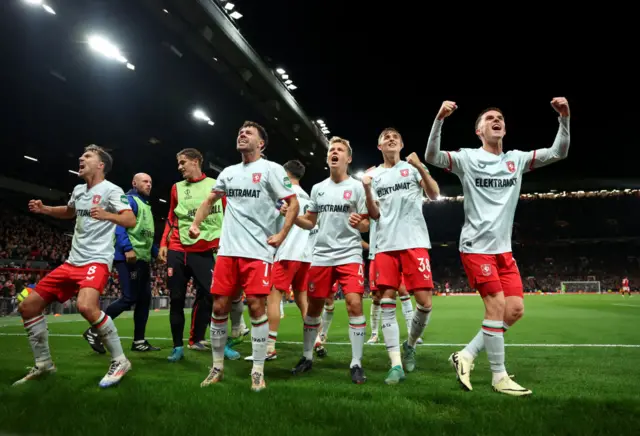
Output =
[{"x1": 2, "y1": 0, "x2": 639, "y2": 215}]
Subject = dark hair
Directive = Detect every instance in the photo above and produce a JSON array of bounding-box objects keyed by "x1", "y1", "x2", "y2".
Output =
[
  {"x1": 85, "y1": 145, "x2": 113, "y2": 175},
  {"x1": 176, "y1": 148, "x2": 203, "y2": 167},
  {"x1": 283, "y1": 160, "x2": 305, "y2": 180},
  {"x1": 241, "y1": 121, "x2": 269, "y2": 149},
  {"x1": 475, "y1": 107, "x2": 504, "y2": 130},
  {"x1": 13, "y1": 279, "x2": 25, "y2": 291}
]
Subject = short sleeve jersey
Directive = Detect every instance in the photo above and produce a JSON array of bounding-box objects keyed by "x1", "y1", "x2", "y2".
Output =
[
  {"x1": 308, "y1": 176, "x2": 367, "y2": 267},
  {"x1": 275, "y1": 184, "x2": 314, "y2": 263},
  {"x1": 366, "y1": 161, "x2": 431, "y2": 252},
  {"x1": 213, "y1": 158, "x2": 295, "y2": 263},
  {"x1": 446, "y1": 147, "x2": 532, "y2": 254},
  {"x1": 67, "y1": 180, "x2": 131, "y2": 269}
]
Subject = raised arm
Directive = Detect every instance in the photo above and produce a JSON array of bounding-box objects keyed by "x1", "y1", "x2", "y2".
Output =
[
  {"x1": 29, "y1": 200, "x2": 75, "y2": 219},
  {"x1": 361, "y1": 175, "x2": 380, "y2": 220},
  {"x1": 425, "y1": 100, "x2": 458, "y2": 168},
  {"x1": 406, "y1": 152, "x2": 440, "y2": 200},
  {"x1": 526, "y1": 98, "x2": 571, "y2": 171}
]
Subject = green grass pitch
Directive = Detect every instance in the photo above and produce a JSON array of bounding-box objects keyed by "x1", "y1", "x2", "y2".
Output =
[{"x1": 1, "y1": 294, "x2": 639, "y2": 436}]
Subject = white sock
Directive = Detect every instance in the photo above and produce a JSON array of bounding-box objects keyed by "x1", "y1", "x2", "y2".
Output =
[
  {"x1": 93, "y1": 312, "x2": 125, "y2": 362},
  {"x1": 399, "y1": 295, "x2": 414, "y2": 335},
  {"x1": 482, "y1": 320, "x2": 507, "y2": 383},
  {"x1": 320, "y1": 303, "x2": 335, "y2": 337},
  {"x1": 210, "y1": 314, "x2": 228, "y2": 370},
  {"x1": 348, "y1": 315, "x2": 366, "y2": 368},
  {"x1": 370, "y1": 301, "x2": 381, "y2": 336},
  {"x1": 408, "y1": 304, "x2": 431, "y2": 347},
  {"x1": 380, "y1": 299, "x2": 401, "y2": 368},
  {"x1": 462, "y1": 329, "x2": 485, "y2": 360},
  {"x1": 303, "y1": 315, "x2": 321, "y2": 360},
  {"x1": 230, "y1": 299, "x2": 244, "y2": 337},
  {"x1": 250, "y1": 315, "x2": 269, "y2": 375},
  {"x1": 23, "y1": 315, "x2": 52, "y2": 367},
  {"x1": 267, "y1": 330, "x2": 277, "y2": 353}
]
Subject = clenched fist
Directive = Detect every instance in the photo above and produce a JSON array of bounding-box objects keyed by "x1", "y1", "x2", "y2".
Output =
[
  {"x1": 348, "y1": 213, "x2": 364, "y2": 228},
  {"x1": 29, "y1": 200, "x2": 45, "y2": 214},
  {"x1": 90, "y1": 206, "x2": 109, "y2": 221},
  {"x1": 551, "y1": 97, "x2": 570, "y2": 118},
  {"x1": 361, "y1": 175, "x2": 372, "y2": 187},
  {"x1": 188, "y1": 224, "x2": 200, "y2": 239},
  {"x1": 405, "y1": 152, "x2": 421, "y2": 168},
  {"x1": 437, "y1": 101, "x2": 457, "y2": 120}
]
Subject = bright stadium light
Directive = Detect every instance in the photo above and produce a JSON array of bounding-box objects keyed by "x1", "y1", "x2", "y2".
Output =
[
  {"x1": 287, "y1": 84, "x2": 297, "y2": 90},
  {"x1": 355, "y1": 171, "x2": 364, "y2": 179},
  {"x1": 42, "y1": 4, "x2": 55, "y2": 14},
  {"x1": 317, "y1": 119, "x2": 325, "y2": 125},
  {"x1": 276, "y1": 68, "x2": 286, "y2": 75},
  {"x1": 159, "y1": 199, "x2": 167, "y2": 203},
  {"x1": 24, "y1": 0, "x2": 43, "y2": 5},
  {"x1": 229, "y1": 11, "x2": 243, "y2": 19},
  {"x1": 193, "y1": 108, "x2": 214, "y2": 126},
  {"x1": 207, "y1": 120, "x2": 215, "y2": 126},
  {"x1": 224, "y1": 2, "x2": 235, "y2": 10},
  {"x1": 68, "y1": 170, "x2": 79, "y2": 175},
  {"x1": 281, "y1": 74, "x2": 289, "y2": 80},
  {"x1": 310, "y1": 152, "x2": 314, "y2": 156},
  {"x1": 24, "y1": 155, "x2": 38, "y2": 162},
  {"x1": 284, "y1": 79, "x2": 293, "y2": 85},
  {"x1": 88, "y1": 35, "x2": 133, "y2": 69}
]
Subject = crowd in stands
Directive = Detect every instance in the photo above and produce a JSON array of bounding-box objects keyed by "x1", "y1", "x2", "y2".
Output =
[{"x1": 1, "y1": 191, "x2": 638, "y2": 311}]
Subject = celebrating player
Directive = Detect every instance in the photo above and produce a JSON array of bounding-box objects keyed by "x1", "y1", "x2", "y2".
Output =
[
  {"x1": 290, "y1": 136, "x2": 370, "y2": 384},
  {"x1": 83, "y1": 172, "x2": 160, "y2": 354},
  {"x1": 264, "y1": 160, "x2": 315, "y2": 360},
  {"x1": 15, "y1": 145, "x2": 135, "y2": 388},
  {"x1": 362, "y1": 128, "x2": 440, "y2": 384},
  {"x1": 191, "y1": 121, "x2": 299, "y2": 391},
  {"x1": 425, "y1": 98, "x2": 570, "y2": 396}
]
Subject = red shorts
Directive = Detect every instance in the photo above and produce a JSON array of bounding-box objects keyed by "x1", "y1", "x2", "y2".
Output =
[
  {"x1": 460, "y1": 252, "x2": 523, "y2": 298},
  {"x1": 211, "y1": 256, "x2": 272, "y2": 297},
  {"x1": 272, "y1": 260, "x2": 310, "y2": 292},
  {"x1": 308, "y1": 263, "x2": 364, "y2": 299},
  {"x1": 331, "y1": 281, "x2": 339, "y2": 293},
  {"x1": 375, "y1": 248, "x2": 434, "y2": 291},
  {"x1": 35, "y1": 262, "x2": 110, "y2": 304}
]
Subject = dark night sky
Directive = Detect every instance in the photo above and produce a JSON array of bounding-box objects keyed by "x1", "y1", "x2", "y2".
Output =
[{"x1": 1, "y1": 0, "x2": 638, "y2": 204}]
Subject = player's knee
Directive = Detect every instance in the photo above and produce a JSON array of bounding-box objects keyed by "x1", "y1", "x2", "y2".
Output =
[
  {"x1": 506, "y1": 302, "x2": 524, "y2": 324},
  {"x1": 18, "y1": 300, "x2": 38, "y2": 319},
  {"x1": 76, "y1": 300, "x2": 98, "y2": 319},
  {"x1": 345, "y1": 299, "x2": 363, "y2": 317}
]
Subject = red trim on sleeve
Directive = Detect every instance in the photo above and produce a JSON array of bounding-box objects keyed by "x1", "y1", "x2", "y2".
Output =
[
  {"x1": 221, "y1": 195, "x2": 227, "y2": 213},
  {"x1": 446, "y1": 151, "x2": 453, "y2": 172},
  {"x1": 280, "y1": 194, "x2": 296, "y2": 201},
  {"x1": 529, "y1": 150, "x2": 537, "y2": 171},
  {"x1": 308, "y1": 211, "x2": 318, "y2": 214},
  {"x1": 118, "y1": 209, "x2": 133, "y2": 214}
]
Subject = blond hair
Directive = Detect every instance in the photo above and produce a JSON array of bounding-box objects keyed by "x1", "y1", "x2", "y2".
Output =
[
  {"x1": 378, "y1": 127, "x2": 403, "y2": 145},
  {"x1": 329, "y1": 136, "x2": 352, "y2": 156}
]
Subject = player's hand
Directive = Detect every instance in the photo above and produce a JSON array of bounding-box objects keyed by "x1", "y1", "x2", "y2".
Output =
[
  {"x1": 279, "y1": 203, "x2": 289, "y2": 216},
  {"x1": 361, "y1": 175, "x2": 372, "y2": 188},
  {"x1": 28, "y1": 200, "x2": 45, "y2": 214},
  {"x1": 551, "y1": 97, "x2": 570, "y2": 117},
  {"x1": 405, "y1": 152, "x2": 421, "y2": 168},
  {"x1": 188, "y1": 224, "x2": 200, "y2": 239},
  {"x1": 348, "y1": 213, "x2": 364, "y2": 228},
  {"x1": 158, "y1": 247, "x2": 168, "y2": 264},
  {"x1": 267, "y1": 231, "x2": 286, "y2": 248},
  {"x1": 90, "y1": 206, "x2": 109, "y2": 221},
  {"x1": 436, "y1": 101, "x2": 457, "y2": 120},
  {"x1": 125, "y1": 250, "x2": 137, "y2": 264}
]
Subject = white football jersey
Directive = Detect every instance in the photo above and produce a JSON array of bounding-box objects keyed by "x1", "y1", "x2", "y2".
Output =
[
  {"x1": 275, "y1": 184, "x2": 315, "y2": 263},
  {"x1": 366, "y1": 161, "x2": 431, "y2": 252},
  {"x1": 213, "y1": 158, "x2": 296, "y2": 263},
  {"x1": 368, "y1": 219, "x2": 377, "y2": 260},
  {"x1": 308, "y1": 176, "x2": 367, "y2": 267},
  {"x1": 67, "y1": 180, "x2": 131, "y2": 269}
]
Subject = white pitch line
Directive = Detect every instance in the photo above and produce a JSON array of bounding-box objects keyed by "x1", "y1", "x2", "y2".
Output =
[
  {"x1": 612, "y1": 303, "x2": 640, "y2": 307},
  {"x1": 0, "y1": 332, "x2": 638, "y2": 348}
]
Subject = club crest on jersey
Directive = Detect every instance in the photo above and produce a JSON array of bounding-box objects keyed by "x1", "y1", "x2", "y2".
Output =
[
  {"x1": 343, "y1": 190, "x2": 352, "y2": 200},
  {"x1": 252, "y1": 173, "x2": 262, "y2": 183},
  {"x1": 308, "y1": 282, "x2": 315, "y2": 292},
  {"x1": 167, "y1": 267, "x2": 174, "y2": 277},
  {"x1": 400, "y1": 169, "x2": 409, "y2": 177},
  {"x1": 480, "y1": 264, "x2": 492, "y2": 276},
  {"x1": 92, "y1": 195, "x2": 102, "y2": 205},
  {"x1": 506, "y1": 161, "x2": 516, "y2": 173}
]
